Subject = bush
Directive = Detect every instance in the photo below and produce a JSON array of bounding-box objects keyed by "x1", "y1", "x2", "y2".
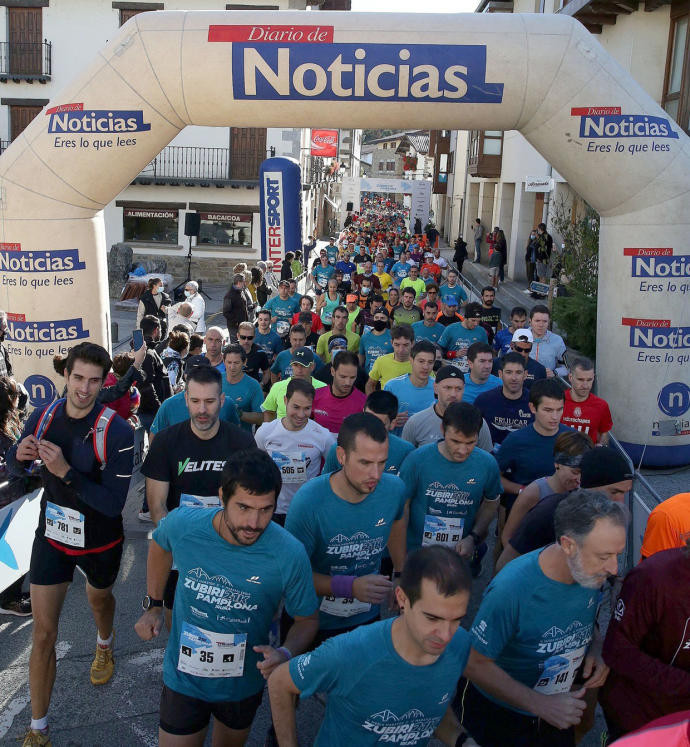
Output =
[{"x1": 552, "y1": 290, "x2": 597, "y2": 358}]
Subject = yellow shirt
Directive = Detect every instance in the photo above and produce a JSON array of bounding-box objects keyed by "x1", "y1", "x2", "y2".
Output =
[
  {"x1": 374, "y1": 271, "x2": 393, "y2": 300},
  {"x1": 368, "y1": 353, "x2": 412, "y2": 387},
  {"x1": 262, "y1": 376, "x2": 327, "y2": 418},
  {"x1": 316, "y1": 329, "x2": 361, "y2": 361}
]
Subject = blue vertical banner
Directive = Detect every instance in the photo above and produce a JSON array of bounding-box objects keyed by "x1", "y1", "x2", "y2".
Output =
[{"x1": 259, "y1": 157, "x2": 302, "y2": 265}]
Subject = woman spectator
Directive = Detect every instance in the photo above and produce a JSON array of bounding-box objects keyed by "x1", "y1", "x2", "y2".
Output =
[
  {"x1": 135, "y1": 277, "x2": 170, "y2": 336},
  {"x1": 161, "y1": 330, "x2": 190, "y2": 394},
  {"x1": 251, "y1": 266, "x2": 271, "y2": 307},
  {"x1": 0, "y1": 376, "x2": 39, "y2": 616}
]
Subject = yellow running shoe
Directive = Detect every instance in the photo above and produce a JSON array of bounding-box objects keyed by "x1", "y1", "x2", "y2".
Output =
[
  {"x1": 90, "y1": 632, "x2": 115, "y2": 685},
  {"x1": 21, "y1": 729, "x2": 51, "y2": 746}
]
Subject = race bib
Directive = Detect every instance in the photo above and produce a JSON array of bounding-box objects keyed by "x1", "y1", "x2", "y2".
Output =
[
  {"x1": 342, "y1": 273, "x2": 351, "y2": 281},
  {"x1": 423, "y1": 514, "x2": 464, "y2": 549},
  {"x1": 45, "y1": 502, "x2": 85, "y2": 547},
  {"x1": 271, "y1": 451, "x2": 307, "y2": 484},
  {"x1": 276, "y1": 320, "x2": 291, "y2": 337},
  {"x1": 449, "y1": 355, "x2": 469, "y2": 373},
  {"x1": 320, "y1": 595, "x2": 372, "y2": 618},
  {"x1": 322, "y1": 312, "x2": 333, "y2": 324},
  {"x1": 177, "y1": 622, "x2": 247, "y2": 678},
  {"x1": 180, "y1": 494, "x2": 221, "y2": 509},
  {"x1": 534, "y1": 646, "x2": 587, "y2": 694}
]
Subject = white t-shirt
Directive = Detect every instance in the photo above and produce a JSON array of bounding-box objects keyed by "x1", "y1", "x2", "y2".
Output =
[{"x1": 255, "y1": 418, "x2": 336, "y2": 514}]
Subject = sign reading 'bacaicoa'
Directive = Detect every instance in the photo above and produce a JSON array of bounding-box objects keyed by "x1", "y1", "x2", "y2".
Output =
[{"x1": 210, "y1": 24, "x2": 504, "y2": 104}]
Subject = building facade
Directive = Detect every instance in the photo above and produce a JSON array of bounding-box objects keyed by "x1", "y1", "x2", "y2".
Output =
[
  {"x1": 430, "y1": 0, "x2": 679, "y2": 280},
  {"x1": 0, "y1": 0, "x2": 357, "y2": 282}
]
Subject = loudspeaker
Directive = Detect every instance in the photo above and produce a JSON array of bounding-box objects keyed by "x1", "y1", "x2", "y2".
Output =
[
  {"x1": 346, "y1": 201, "x2": 354, "y2": 212},
  {"x1": 184, "y1": 212, "x2": 201, "y2": 237}
]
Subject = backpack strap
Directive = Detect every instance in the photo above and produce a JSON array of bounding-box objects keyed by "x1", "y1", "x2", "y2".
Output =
[
  {"x1": 92, "y1": 406, "x2": 117, "y2": 469},
  {"x1": 33, "y1": 398, "x2": 65, "y2": 440}
]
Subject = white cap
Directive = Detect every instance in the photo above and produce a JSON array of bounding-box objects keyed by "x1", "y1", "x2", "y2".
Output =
[{"x1": 512, "y1": 328, "x2": 534, "y2": 343}]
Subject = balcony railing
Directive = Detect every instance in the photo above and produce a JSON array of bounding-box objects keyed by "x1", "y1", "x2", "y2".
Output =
[
  {"x1": 0, "y1": 41, "x2": 51, "y2": 81},
  {"x1": 135, "y1": 146, "x2": 263, "y2": 185}
]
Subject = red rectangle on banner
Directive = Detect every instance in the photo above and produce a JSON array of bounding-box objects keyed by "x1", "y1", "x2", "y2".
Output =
[
  {"x1": 0, "y1": 243, "x2": 21, "y2": 251},
  {"x1": 310, "y1": 129, "x2": 339, "y2": 158},
  {"x1": 45, "y1": 102, "x2": 84, "y2": 115},
  {"x1": 623, "y1": 247, "x2": 673, "y2": 256},
  {"x1": 621, "y1": 318, "x2": 671, "y2": 328},
  {"x1": 570, "y1": 106, "x2": 621, "y2": 116},
  {"x1": 208, "y1": 25, "x2": 333, "y2": 43},
  {"x1": 6, "y1": 313, "x2": 25, "y2": 322}
]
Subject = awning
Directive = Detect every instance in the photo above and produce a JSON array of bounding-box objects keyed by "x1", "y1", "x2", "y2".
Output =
[{"x1": 323, "y1": 194, "x2": 339, "y2": 209}]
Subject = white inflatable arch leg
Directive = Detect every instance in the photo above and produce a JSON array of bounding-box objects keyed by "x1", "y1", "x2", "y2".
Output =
[{"x1": 0, "y1": 10, "x2": 687, "y2": 465}]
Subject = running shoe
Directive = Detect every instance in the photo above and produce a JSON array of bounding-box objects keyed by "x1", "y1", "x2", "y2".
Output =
[
  {"x1": 0, "y1": 593, "x2": 32, "y2": 617},
  {"x1": 90, "y1": 632, "x2": 115, "y2": 685},
  {"x1": 137, "y1": 511, "x2": 152, "y2": 523},
  {"x1": 21, "y1": 729, "x2": 51, "y2": 746}
]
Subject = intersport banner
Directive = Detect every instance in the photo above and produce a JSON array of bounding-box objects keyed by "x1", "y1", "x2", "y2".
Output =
[{"x1": 0, "y1": 10, "x2": 687, "y2": 466}]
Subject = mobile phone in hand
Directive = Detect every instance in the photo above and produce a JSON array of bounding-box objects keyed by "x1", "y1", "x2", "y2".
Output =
[{"x1": 132, "y1": 329, "x2": 145, "y2": 350}]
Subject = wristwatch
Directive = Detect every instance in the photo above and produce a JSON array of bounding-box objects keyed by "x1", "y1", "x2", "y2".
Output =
[
  {"x1": 469, "y1": 531, "x2": 482, "y2": 545},
  {"x1": 142, "y1": 595, "x2": 163, "y2": 611}
]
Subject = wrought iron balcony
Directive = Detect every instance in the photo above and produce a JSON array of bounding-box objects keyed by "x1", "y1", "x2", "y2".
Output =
[
  {"x1": 0, "y1": 41, "x2": 51, "y2": 82},
  {"x1": 134, "y1": 146, "x2": 263, "y2": 186}
]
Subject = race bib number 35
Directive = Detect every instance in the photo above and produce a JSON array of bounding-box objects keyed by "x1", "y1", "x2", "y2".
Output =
[
  {"x1": 177, "y1": 622, "x2": 246, "y2": 678},
  {"x1": 45, "y1": 502, "x2": 85, "y2": 547}
]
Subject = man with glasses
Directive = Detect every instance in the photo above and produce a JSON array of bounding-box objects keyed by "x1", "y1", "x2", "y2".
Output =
[
  {"x1": 500, "y1": 328, "x2": 548, "y2": 389},
  {"x1": 236, "y1": 321, "x2": 270, "y2": 385}
]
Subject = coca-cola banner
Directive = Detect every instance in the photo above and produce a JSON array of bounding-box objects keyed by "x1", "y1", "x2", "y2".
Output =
[{"x1": 310, "y1": 129, "x2": 338, "y2": 158}]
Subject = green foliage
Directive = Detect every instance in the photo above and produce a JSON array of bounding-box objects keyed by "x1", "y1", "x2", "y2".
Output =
[
  {"x1": 550, "y1": 195, "x2": 600, "y2": 356},
  {"x1": 552, "y1": 291, "x2": 598, "y2": 359},
  {"x1": 550, "y1": 196, "x2": 600, "y2": 297},
  {"x1": 362, "y1": 129, "x2": 395, "y2": 143}
]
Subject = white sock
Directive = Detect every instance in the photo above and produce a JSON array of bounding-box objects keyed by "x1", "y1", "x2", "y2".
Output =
[
  {"x1": 97, "y1": 633, "x2": 113, "y2": 648},
  {"x1": 30, "y1": 717, "x2": 48, "y2": 732}
]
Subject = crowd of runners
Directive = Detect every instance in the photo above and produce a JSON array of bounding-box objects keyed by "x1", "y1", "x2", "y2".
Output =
[{"x1": 1, "y1": 194, "x2": 688, "y2": 747}]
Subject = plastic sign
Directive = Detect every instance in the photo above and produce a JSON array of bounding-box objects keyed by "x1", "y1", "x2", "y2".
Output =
[
  {"x1": 259, "y1": 157, "x2": 302, "y2": 265},
  {"x1": 311, "y1": 129, "x2": 338, "y2": 158}
]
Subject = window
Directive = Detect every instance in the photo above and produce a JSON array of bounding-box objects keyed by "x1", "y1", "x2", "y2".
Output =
[
  {"x1": 114, "y1": 3, "x2": 164, "y2": 27},
  {"x1": 8, "y1": 7, "x2": 42, "y2": 75},
  {"x1": 123, "y1": 208, "x2": 178, "y2": 243},
  {"x1": 386, "y1": 160, "x2": 395, "y2": 171},
  {"x1": 230, "y1": 127, "x2": 266, "y2": 179},
  {"x1": 663, "y1": 5, "x2": 690, "y2": 134},
  {"x1": 198, "y1": 212, "x2": 252, "y2": 247},
  {"x1": 482, "y1": 131, "x2": 503, "y2": 156},
  {"x1": 378, "y1": 160, "x2": 385, "y2": 171},
  {"x1": 8, "y1": 103, "x2": 42, "y2": 141}
]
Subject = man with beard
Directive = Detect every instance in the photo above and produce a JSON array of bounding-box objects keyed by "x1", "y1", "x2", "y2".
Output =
[
  {"x1": 286, "y1": 413, "x2": 407, "y2": 644},
  {"x1": 9, "y1": 343, "x2": 135, "y2": 746},
  {"x1": 461, "y1": 491, "x2": 626, "y2": 746},
  {"x1": 135, "y1": 450, "x2": 318, "y2": 747},
  {"x1": 140, "y1": 366, "x2": 255, "y2": 624}
]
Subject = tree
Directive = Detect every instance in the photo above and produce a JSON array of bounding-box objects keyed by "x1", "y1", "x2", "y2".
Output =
[{"x1": 550, "y1": 194, "x2": 600, "y2": 358}]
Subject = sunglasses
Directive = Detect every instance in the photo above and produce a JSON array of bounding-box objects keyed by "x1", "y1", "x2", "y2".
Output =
[
  {"x1": 515, "y1": 345, "x2": 532, "y2": 353},
  {"x1": 239, "y1": 335, "x2": 254, "y2": 341}
]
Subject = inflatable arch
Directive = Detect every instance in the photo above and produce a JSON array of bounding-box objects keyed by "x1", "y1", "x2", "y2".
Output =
[{"x1": 0, "y1": 10, "x2": 687, "y2": 466}]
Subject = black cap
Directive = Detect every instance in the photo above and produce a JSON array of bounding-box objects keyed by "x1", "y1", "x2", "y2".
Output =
[
  {"x1": 580, "y1": 448, "x2": 634, "y2": 488},
  {"x1": 291, "y1": 347, "x2": 315, "y2": 367},
  {"x1": 435, "y1": 365, "x2": 465, "y2": 383}
]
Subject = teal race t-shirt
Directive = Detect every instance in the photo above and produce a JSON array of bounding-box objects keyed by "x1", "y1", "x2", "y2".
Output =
[
  {"x1": 322, "y1": 433, "x2": 414, "y2": 477},
  {"x1": 400, "y1": 442, "x2": 502, "y2": 552},
  {"x1": 286, "y1": 472, "x2": 406, "y2": 630},
  {"x1": 470, "y1": 549, "x2": 598, "y2": 715},
  {"x1": 154, "y1": 508, "x2": 317, "y2": 703},
  {"x1": 290, "y1": 618, "x2": 472, "y2": 746}
]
